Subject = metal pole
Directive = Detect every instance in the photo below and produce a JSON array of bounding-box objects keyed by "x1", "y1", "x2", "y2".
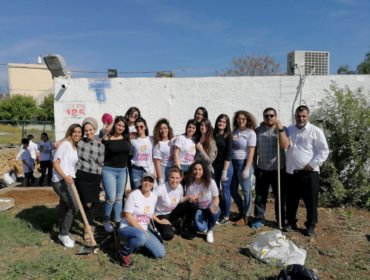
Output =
[{"x1": 277, "y1": 132, "x2": 282, "y2": 229}]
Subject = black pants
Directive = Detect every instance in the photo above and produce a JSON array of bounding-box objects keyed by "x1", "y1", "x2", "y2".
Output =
[
  {"x1": 253, "y1": 167, "x2": 286, "y2": 225},
  {"x1": 154, "y1": 201, "x2": 196, "y2": 240},
  {"x1": 39, "y1": 160, "x2": 52, "y2": 186},
  {"x1": 286, "y1": 171, "x2": 320, "y2": 229}
]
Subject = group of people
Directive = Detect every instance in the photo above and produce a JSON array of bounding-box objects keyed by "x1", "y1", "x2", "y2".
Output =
[
  {"x1": 24, "y1": 105, "x2": 328, "y2": 268},
  {"x1": 17, "y1": 133, "x2": 53, "y2": 187}
]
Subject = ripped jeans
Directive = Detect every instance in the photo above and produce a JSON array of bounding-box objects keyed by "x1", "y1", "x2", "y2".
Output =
[{"x1": 102, "y1": 166, "x2": 128, "y2": 223}]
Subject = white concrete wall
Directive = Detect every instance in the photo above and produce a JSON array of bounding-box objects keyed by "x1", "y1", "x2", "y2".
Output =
[{"x1": 53, "y1": 75, "x2": 370, "y2": 140}]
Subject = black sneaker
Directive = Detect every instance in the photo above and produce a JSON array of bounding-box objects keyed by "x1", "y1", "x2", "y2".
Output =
[
  {"x1": 304, "y1": 227, "x2": 315, "y2": 237},
  {"x1": 216, "y1": 217, "x2": 230, "y2": 225},
  {"x1": 283, "y1": 224, "x2": 298, "y2": 232},
  {"x1": 181, "y1": 226, "x2": 196, "y2": 240}
]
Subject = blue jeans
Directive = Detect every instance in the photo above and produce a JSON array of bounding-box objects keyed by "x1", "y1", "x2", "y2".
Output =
[
  {"x1": 194, "y1": 208, "x2": 221, "y2": 232},
  {"x1": 213, "y1": 162, "x2": 233, "y2": 218},
  {"x1": 119, "y1": 225, "x2": 165, "y2": 258},
  {"x1": 130, "y1": 165, "x2": 145, "y2": 190},
  {"x1": 101, "y1": 166, "x2": 128, "y2": 223},
  {"x1": 230, "y1": 159, "x2": 254, "y2": 217}
]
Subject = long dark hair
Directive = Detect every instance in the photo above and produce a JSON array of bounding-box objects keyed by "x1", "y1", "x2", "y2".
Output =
[
  {"x1": 214, "y1": 114, "x2": 231, "y2": 138},
  {"x1": 153, "y1": 118, "x2": 174, "y2": 146},
  {"x1": 232, "y1": 110, "x2": 257, "y2": 131},
  {"x1": 186, "y1": 160, "x2": 212, "y2": 188},
  {"x1": 135, "y1": 117, "x2": 149, "y2": 136},
  {"x1": 194, "y1": 106, "x2": 208, "y2": 122},
  {"x1": 185, "y1": 119, "x2": 197, "y2": 137},
  {"x1": 124, "y1": 107, "x2": 141, "y2": 124},
  {"x1": 109, "y1": 116, "x2": 130, "y2": 141},
  {"x1": 199, "y1": 119, "x2": 215, "y2": 154}
]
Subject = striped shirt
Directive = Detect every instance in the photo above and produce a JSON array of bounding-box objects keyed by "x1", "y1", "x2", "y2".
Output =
[
  {"x1": 76, "y1": 138, "x2": 105, "y2": 174},
  {"x1": 255, "y1": 124, "x2": 287, "y2": 171}
]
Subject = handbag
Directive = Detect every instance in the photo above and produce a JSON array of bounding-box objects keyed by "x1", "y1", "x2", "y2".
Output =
[{"x1": 148, "y1": 219, "x2": 163, "y2": 243}]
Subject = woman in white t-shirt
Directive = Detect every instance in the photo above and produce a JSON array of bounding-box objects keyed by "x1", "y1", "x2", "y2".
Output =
[
  {"x1": 51, "y1": 123, "x2": 82, "y2": 249},
  {"x1": 185, "y1": 160, "x2": 220, "y2": 243},
  {"x1": 173, "y1": 119, "x2": 197, "y2": 177},
  {"x1": 152, "y1": 118, "x2": 175, "y2": 184},
  {"x1": 230, "y1": 110, "x2": 257, "y2": 225},
  {"x1": 118, "y1": 172, "x2": 165, "y2": 267},
  {"x1": 130, "y1": 117, "x2": 155, "y2": 189},
  {"x1": 125, "y1": 107, "x2": 141, "y2": 140},
  {"x1": 152, "y1": 166, "x2": 186, "y2": 241}
]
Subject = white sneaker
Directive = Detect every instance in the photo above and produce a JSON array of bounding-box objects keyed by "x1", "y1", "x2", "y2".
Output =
[
  {"x1": 206, "y1": 230, "x2": 214, "y2": 243},
  {"x1": 58, "y1": 234, "x2": 75, "y2": 248},
  {"x1": 104, "y1": 221, "x2": 114, "y2": 233}
]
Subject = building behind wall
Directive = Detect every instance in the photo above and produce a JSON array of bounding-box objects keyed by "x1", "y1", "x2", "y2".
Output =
[
  {"x1": 8, "y1": 58, "x2": 53, "y2": 104},
  {"x1": 287, "y1": 50, "x2": 330, "y2": 76}
]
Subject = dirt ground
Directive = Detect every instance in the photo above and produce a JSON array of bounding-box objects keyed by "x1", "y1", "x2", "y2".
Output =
[{"x1": 0, "y1": 186, "x2": 369, "y2": 279}]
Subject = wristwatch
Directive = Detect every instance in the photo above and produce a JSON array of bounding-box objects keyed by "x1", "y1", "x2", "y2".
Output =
[{"x1": 278, "y1": 129, "x2": 284, "y2": 132}]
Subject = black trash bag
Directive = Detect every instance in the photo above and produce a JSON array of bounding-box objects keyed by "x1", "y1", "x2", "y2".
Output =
[{"x1": 277, "y1": 264, "x2": 320, "y2": 280}]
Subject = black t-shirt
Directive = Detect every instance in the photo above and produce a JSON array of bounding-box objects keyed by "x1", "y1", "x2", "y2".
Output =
[
  {"x1": 102, "y1": 138, "x2": 130, "y2": 168},
  {"x1": 213, "y1": 133, "x2": 232, "y2": 165}
]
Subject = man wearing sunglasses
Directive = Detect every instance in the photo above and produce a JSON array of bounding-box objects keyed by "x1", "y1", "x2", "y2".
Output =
[
  {"x1": 280, "y1": 105, "x2": 329, "y2": 237},
  {"x1": 251, "y1": 108, "x2": 289, "y2": 230}
]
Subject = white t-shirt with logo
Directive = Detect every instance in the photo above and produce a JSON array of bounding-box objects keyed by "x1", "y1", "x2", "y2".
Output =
[
  {"x1": 120, "y1": 189, "x2": 158, "y2": 231},
  {"x1": 131, "y1": 136, "x2": 154, "y2": 173},
  {"x1": 52, "y1": 141, "x2": 78, "y2": 182},
  {"x1": 186, "y1": 179, "x2": 219, "y2": 209},
  {"x1": 231, "y1": 129, "x2": 257, "y2": 160},
  {"x1": 174, "y1": 134, "x2": 196, "y2": 166},
  {"x1": 153, "y1": 139, "x2": 175, "y2": 167},
  {"x1": 154, "y1": 182, "x2": 183, "y2": 215}
]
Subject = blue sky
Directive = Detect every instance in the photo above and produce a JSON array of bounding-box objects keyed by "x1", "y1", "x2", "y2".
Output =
[{"x1": 0, "y1": 0, "x2": 369, "y2": 87}]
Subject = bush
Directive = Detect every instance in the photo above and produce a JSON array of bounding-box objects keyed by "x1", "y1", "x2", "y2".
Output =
[{"x1": 312, "y1": 84, "x2": 370, "y2": 209}]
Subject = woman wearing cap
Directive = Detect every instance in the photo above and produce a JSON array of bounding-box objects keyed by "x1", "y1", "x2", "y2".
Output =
[
  {"x1": 129, "y1": 117, "x2": 155, "y2": 190},
  {"x1": 75, "y1": 117, "x2": 105, "y2": 241},
  {"x1": 52, "y1": 123, "x2": 82, "y2": 248},
  {"x1": 152, "y1": 118, "x2": 175, "y2": 184},
  {"x1": 194, "y1": 119, "x2": 217, "y2": 174},
  {"x1": 173, "y1": 119, "x2": 197, "y2": 179},
  {"x1": 230, "y1": 110, "x2": 256, "y2": 225},
  {"x1": 101, "y1": 116, "x2": 131, "y2": 233},
  {"x1": 99, "y1": 113, "x2": 113, "y2": 138},
  {"x1": 118, "y1": 172, "x2": 165, "y2": 267},
  {"x1": 185, "y1": 160, "x2": 220, "y2": 243}
]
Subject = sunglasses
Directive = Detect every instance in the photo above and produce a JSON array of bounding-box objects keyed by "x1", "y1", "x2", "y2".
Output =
[
  {"x1": 135, "y1": 125, "x2": 145, "y2": 129},
  {"x1": 264, "y1": 114, "x2": 275, "y2": 119}
]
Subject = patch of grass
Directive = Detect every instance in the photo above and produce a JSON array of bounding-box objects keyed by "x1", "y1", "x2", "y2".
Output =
[{"x1": 0, "y1": 124, "x2": 55, "y2": 145}]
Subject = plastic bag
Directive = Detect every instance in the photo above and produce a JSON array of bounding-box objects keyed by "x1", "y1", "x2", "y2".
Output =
[
  {"x1": 3, "y1": 172, "x2": 15, "y2": 185},
  {"x1": 250, "y1": 230, "x2": 306, "y2": 266}
]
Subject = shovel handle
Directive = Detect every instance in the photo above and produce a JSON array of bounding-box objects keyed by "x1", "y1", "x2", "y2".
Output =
[{"x1": 70, "y1": 183, "x2": 97, "y2": 246}]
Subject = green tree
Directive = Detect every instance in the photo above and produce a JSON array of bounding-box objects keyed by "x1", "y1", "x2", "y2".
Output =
[
  {"x1": 312, "y1": 84, "x2": 370, "y2": 209},
  {"x1": 337, "y1": 64, "x2": 355, "y2": 74},
  {"x1": 356, "y1": 51, "x2": 370, "y2": 74},
  {"x1": 216, "y1": 55, "x2": 281, "y2": 76},
  {"x1": 38, "y1": 94, "x2": 54, "y2": 121},
  {"x1": 0, "y1": 95, "x2": 40, "y2": 121}
]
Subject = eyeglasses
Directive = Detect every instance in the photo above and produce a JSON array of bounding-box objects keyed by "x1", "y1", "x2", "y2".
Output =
[
  {"x1": 135, "y1": 125, "x2": 145, "y2": 129},
  {"x1": 264, "y1": 114, "x2": 275, "y2": 119}
]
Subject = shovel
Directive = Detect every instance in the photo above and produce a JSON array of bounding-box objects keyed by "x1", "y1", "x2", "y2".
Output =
[{"x1": 70, "y1": 183, "x2": 99, "y2": 255}]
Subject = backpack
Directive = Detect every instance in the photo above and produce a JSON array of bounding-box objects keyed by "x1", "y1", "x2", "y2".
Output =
[{"x1": 277, "y1": 264, "x2": 320, "y2": 280}]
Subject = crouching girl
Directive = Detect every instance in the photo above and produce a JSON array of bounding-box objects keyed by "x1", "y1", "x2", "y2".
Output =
[{"x1": 118, "y1": 172, "x2": 165, "y2": 267}]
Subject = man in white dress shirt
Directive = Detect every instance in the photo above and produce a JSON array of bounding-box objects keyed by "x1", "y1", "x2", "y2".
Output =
[{"x1": 280, "y1": 106, "x2": 329, "y2": 237}]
